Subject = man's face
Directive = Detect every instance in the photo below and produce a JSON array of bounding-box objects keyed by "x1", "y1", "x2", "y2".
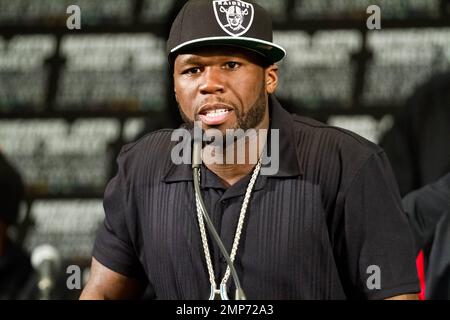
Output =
[{"x1": 173, "y1": 46, "x2": 278, "y2": 134}]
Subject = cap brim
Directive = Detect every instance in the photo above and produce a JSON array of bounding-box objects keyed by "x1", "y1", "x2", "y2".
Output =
[{"x1": 170, "y1": 36, "x2": 286, "y2": 64}]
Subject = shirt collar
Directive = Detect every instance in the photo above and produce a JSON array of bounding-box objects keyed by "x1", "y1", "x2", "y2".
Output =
[
  {"x1": 265, "y1": 94, "x2": 303, "y2": 178},
  {"x1": 163, "y1": 94, "x2": 303, "y2": 184}
]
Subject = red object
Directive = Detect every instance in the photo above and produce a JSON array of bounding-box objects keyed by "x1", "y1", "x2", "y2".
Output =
[{"x1": 416, "y1": 250, "x2": 426, "y2": 300}]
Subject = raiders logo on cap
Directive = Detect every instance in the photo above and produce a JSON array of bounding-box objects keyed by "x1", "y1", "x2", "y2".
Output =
[{"x1": 213, "y1": 0, "x2": 255, "y2": 37}]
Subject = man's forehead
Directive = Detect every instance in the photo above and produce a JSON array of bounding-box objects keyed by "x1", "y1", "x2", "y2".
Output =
[{"x1": 175, "y1": 46, "x2": 267, "y2": 65}]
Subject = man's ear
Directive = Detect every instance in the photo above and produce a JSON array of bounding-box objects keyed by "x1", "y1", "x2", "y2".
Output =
[
  {"x1": 174, "y1": 85, "x2": 179, "y2": 103},
  {"x1": 265, "y1": 64, "x2": 278, "y2": 94}
]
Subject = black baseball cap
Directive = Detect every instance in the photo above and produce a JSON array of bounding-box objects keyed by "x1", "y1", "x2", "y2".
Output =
[{"x1": 167, "y1": 0, "x2": 286, "y2": 65}]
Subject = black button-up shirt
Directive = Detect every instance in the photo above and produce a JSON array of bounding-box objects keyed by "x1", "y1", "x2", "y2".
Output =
[{"x1": 93, "y1": 95, "x2": 420, "y2": 299}]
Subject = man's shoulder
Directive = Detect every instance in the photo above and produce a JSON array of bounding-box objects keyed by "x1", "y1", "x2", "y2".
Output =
[
  {"x1": 288, "y1": 113, "x2": 387, "y2": 182},
  {"x1": 121, "y1": 128, "x2": 176, "y2": 154},
  {"x1": 116, "y1": 129, "x2": 178, "y2": 172},
  {"x1": 290, "y1": 113, "x2": 383, "y2": 156}
]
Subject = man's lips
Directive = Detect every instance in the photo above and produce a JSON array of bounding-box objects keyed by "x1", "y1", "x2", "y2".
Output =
[{"x1": 197, "y1": 103, "x2": 234, "y2": 126}]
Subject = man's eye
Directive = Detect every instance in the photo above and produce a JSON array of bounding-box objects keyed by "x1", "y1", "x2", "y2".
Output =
[
  {"x1": 224, "y1": 62, "x2": 241, "y2": 69},
  {"x1": 183, "y1": 67, "x2": 201, "y2": 75}
]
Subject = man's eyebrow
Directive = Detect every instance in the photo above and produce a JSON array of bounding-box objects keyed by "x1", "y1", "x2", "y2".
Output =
[
  {"x1": 177, "y1": 54, "x2": 244, "y2": 66},
  {"x1": 178, "y1": 56, "x2": 202, "y2": 65}
]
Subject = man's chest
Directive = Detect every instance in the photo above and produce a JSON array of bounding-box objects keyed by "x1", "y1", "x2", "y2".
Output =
[
  {"x1": 131, "y1": 177, "x2": 347, "y2": 298},
  {"x1": 138, "y1": 180, "x2": 338, "y2": 286}
]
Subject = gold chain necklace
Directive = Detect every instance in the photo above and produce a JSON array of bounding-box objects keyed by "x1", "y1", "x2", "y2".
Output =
[{"x1": 194, "y1": 160, "x2": 262, "y2": 300}]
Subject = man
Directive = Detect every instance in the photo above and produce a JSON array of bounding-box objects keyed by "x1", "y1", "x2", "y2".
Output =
[
  {"x1": 403, "y1": 173, "x2": 450, "y2": 299},
  {"x1": 81, "y1": 0, "x2": 419, "y2": 300},
  {"x1": 0, "y1": 152, "x2": 34, "y2": 299},
  {"x1": 379, "y1": 72, "x2": 450, "y2": 197}
]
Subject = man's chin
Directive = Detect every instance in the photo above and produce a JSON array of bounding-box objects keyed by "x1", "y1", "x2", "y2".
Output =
[
  {"x1": 200, "y1": 120, "x2": 236, "y2": 134},
  {"x1": 202, "y1": 125, "x2": 231, "y2": 138}
]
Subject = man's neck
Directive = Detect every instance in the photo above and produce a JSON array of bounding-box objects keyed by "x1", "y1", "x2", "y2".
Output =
[
  {"x1": 205, "y1": 156, "x2": 260, "y2": 188},
  {"x1": 203, "y1": 115, "x2": 269, "y2": 188}
]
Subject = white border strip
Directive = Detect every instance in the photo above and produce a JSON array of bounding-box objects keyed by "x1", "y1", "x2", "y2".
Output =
[{"x1": 170, "y1": 36, "x2": 287, "y2": 57}]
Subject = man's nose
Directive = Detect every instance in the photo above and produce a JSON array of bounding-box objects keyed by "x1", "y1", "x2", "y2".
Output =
[{"x1": 199, "y1": 67, "x2": 225, "y2": 94}]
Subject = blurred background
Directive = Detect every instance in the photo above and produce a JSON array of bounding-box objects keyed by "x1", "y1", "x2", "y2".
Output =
[{"x1": 0, "y1": 0, "x2": 449, "y2": 300}]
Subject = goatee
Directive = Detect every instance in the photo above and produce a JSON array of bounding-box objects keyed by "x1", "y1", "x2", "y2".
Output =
[{"x1": 178, "y1": 82, "x2": 267, "y2": 133}]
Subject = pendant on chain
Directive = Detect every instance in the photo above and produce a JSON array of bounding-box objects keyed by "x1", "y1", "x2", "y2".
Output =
[{"x1": 208, "y1": 284, "x2": 230, "y2": 300}]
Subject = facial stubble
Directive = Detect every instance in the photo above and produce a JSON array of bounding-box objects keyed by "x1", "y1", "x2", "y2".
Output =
[{"x1": 178, "y1": 80, "x2": 267, "y2": 133}]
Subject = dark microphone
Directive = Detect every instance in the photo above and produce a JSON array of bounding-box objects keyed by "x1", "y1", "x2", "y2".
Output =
[
  {"x1": 31, "y1": 244, "x2": 61, "y2": 300},
  {"x1": 192, "y1": 135, "x2": 246, "y2": 300}
]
